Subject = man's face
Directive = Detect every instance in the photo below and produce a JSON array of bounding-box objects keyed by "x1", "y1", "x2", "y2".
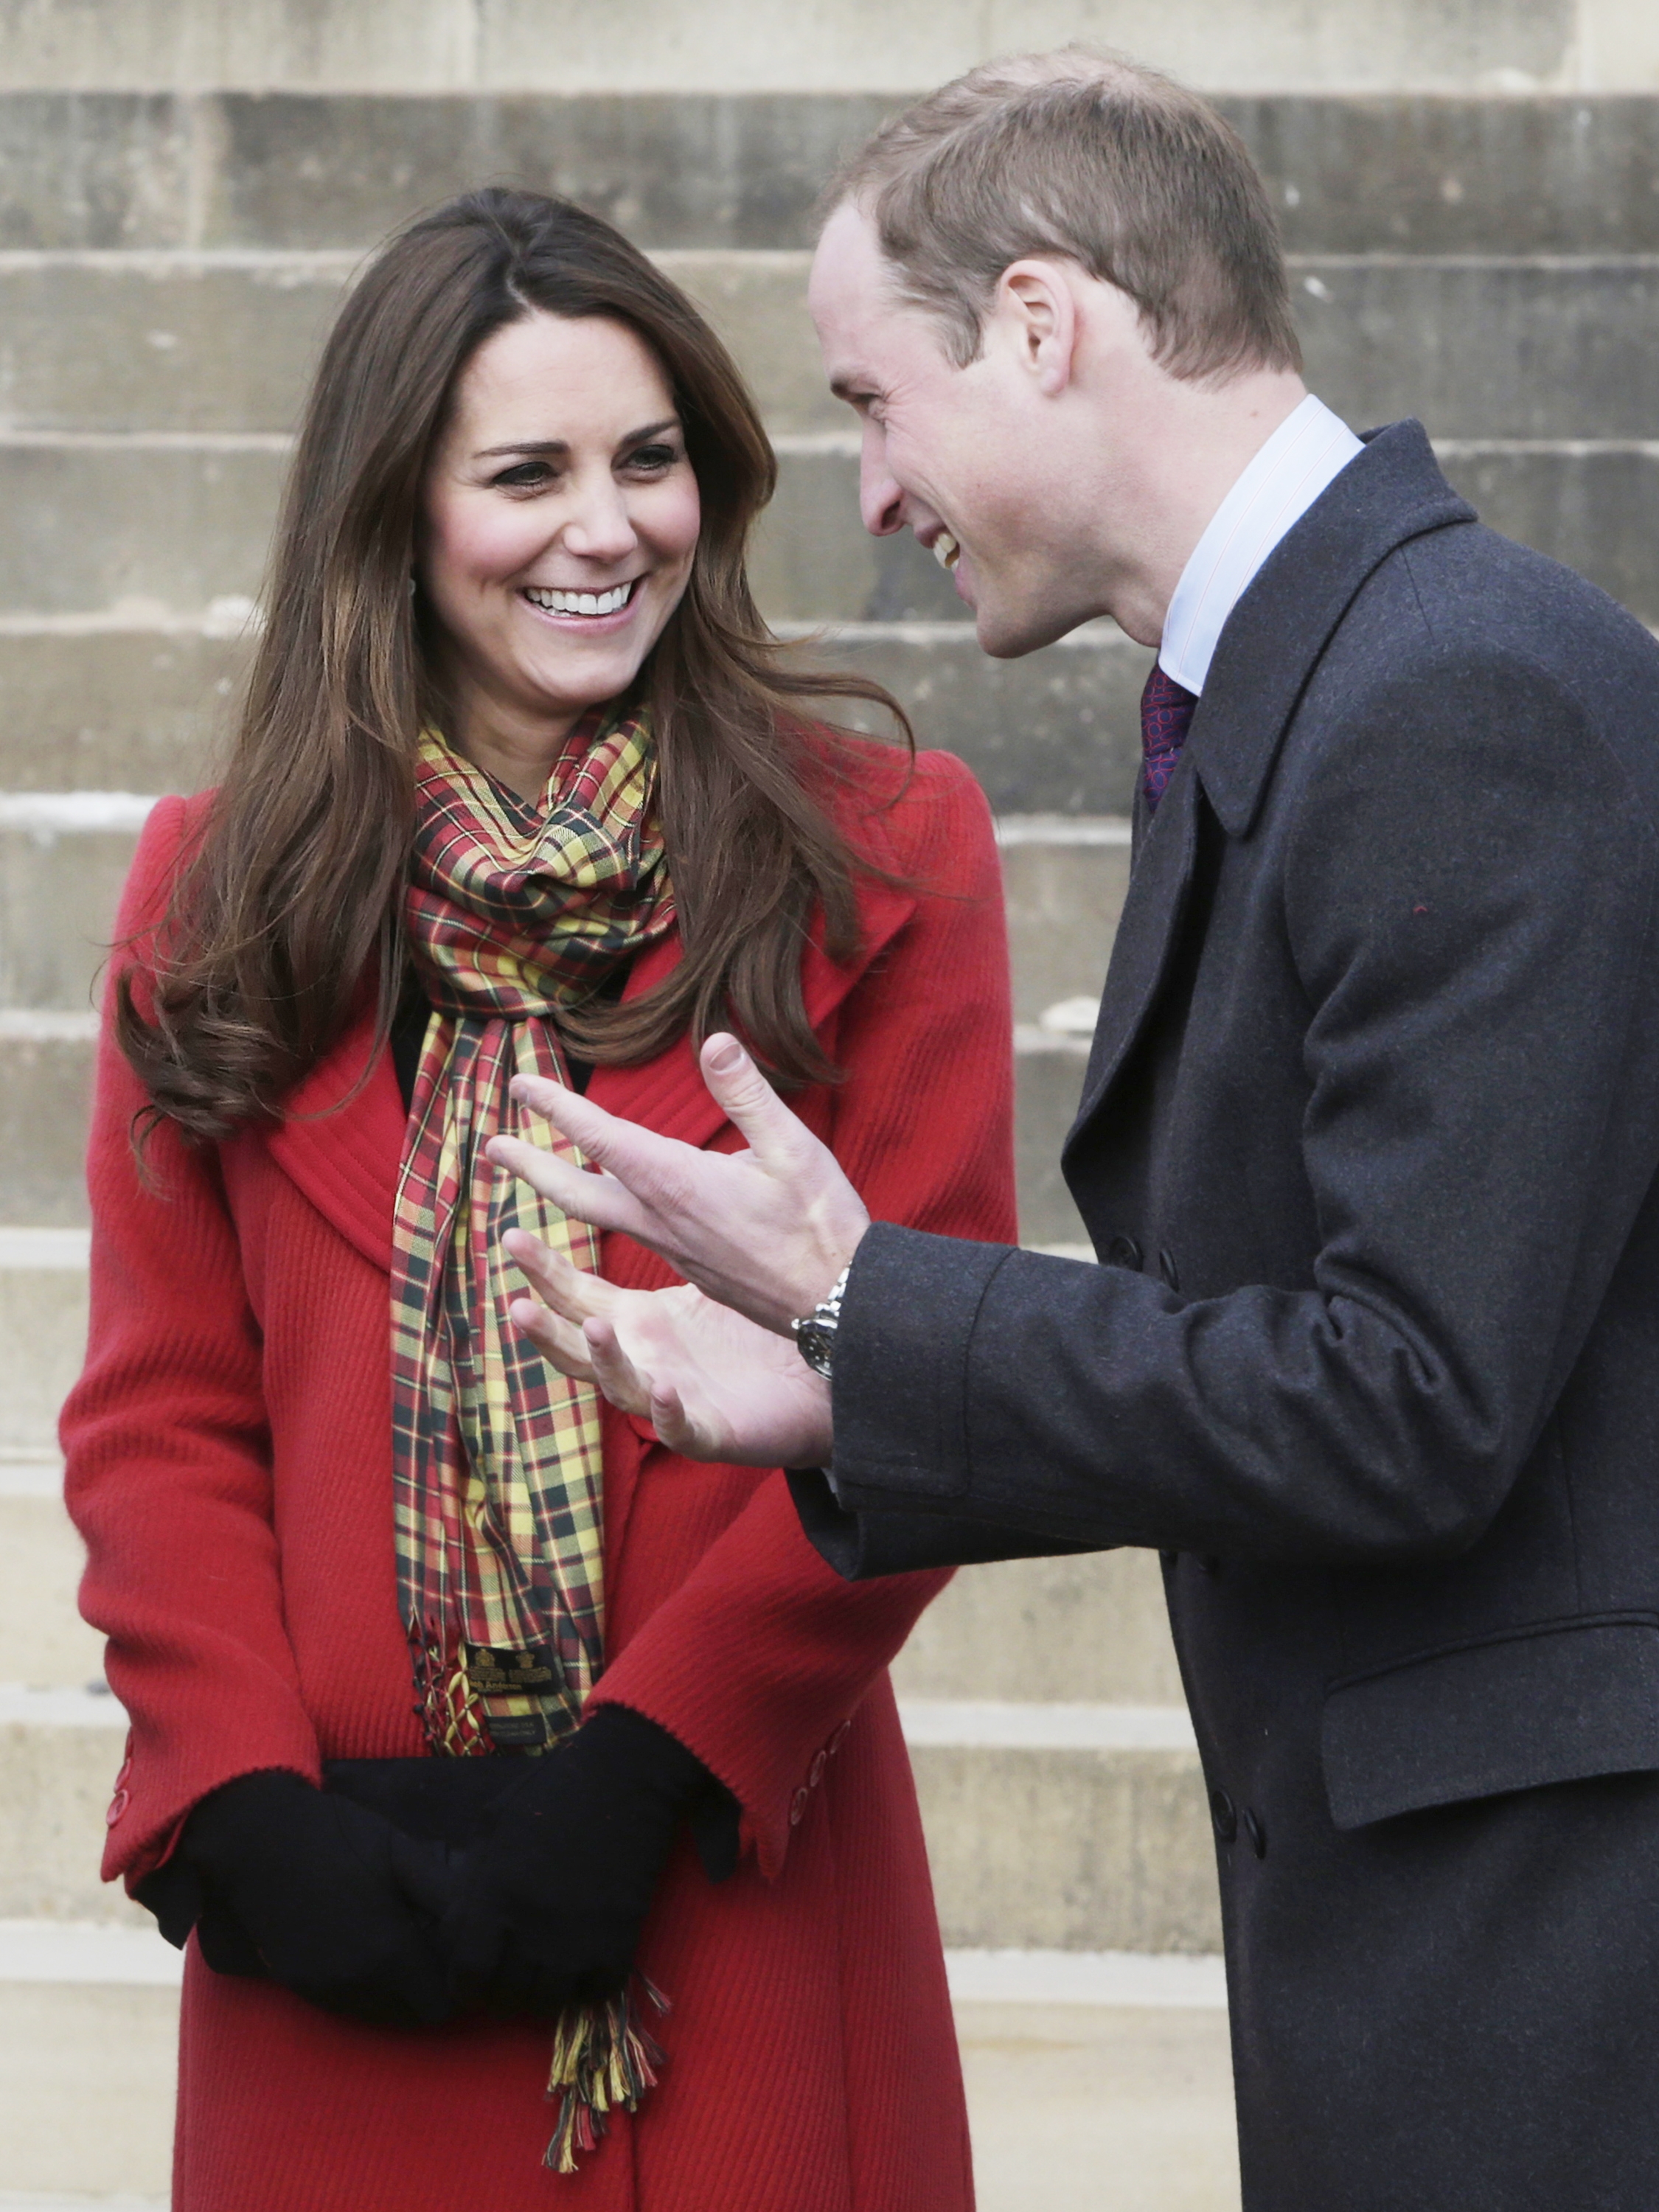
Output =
[{"x1": 809, "y1": 201, "x2": 1110, "y2": 659}]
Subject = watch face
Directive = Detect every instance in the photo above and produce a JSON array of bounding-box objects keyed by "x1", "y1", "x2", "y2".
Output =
[{"x1": 796, "y1": 1321, "x2": 835, "y2": 1378}]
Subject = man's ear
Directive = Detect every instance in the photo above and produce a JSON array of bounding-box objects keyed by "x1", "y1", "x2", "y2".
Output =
[{"x1": 994, "y1": 258, "x2": 1082, "y2": 397}]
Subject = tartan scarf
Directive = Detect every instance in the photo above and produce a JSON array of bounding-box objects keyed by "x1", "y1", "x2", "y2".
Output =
[{"x1": 389, "y1": 705, "x2": 676, "y2": 2167}]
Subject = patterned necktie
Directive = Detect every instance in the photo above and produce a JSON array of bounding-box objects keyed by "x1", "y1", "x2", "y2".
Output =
[{"x1": 1141, "y1": 663, "x2": 1198, "y2": 813}]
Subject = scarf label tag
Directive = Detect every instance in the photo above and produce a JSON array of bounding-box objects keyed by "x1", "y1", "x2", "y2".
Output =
[
  {"x1": 486, "y1": 1712, "x2": 552, "y2": 1750},
  {"x1": 464, "y1": 1643, "x2": 560, "y2": 1698}
]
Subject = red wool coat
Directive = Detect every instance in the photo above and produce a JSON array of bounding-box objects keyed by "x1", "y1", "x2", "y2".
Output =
[{"x1": 61, "y1": 742, "x2": 1018, "y2": 2212}]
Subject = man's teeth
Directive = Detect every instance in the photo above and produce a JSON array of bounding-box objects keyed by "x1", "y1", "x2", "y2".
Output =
[
  {"x1": 932, "y1": 532, "x2": 961, "y2": 572},
  {"x1": 525, "y1": 582, "x2": 635, "y2": 616}
]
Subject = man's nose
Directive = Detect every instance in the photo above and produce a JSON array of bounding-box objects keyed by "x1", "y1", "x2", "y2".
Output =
[
  {"x1": 560, "y1": 475, "x2": 640, "y2": 563},
  {"x1": 858, "y1": 431, "x2": 905, "y2": 539}
]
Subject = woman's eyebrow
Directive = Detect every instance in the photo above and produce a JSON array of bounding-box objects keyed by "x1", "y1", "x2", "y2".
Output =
[{"x1": 473, "y1": 417, "x2": 682, "y2": 460}]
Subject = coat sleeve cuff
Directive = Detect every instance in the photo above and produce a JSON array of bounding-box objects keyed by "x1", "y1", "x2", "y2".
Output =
[
  {"x1": 827, "y1": 1222, "x2": 1013, "y2": 1509},
  {"x1": 787, "y1": 1468, "x2": 1100, "y2": 1580}
]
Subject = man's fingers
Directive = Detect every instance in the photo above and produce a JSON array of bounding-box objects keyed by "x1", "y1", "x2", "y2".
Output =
[
  {"x1": 486, "y1": 1134, "x2": 642, "y2": 1238},
  {"x1": 502, "y1": 1228, "x2": 616, "y2": 1326},
  {"x1": 508, "y1": 1295, "x2": 597, "y2": 1382},
  {"x1": 582, "y1": 1317, "x2": 657, "y2": 1420},
  {"x1": 697, "y1": 1034, "x2": 821, "y2": 1170}
]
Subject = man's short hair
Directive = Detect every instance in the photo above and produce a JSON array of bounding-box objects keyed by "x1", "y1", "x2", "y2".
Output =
[{"x1": 828, "y1": 48, "x2": 1301, "y2": 383}]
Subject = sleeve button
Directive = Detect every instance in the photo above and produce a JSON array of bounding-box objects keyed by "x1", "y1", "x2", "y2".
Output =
[
  {"x1": 809, "y1": 1751, "x2": 827, "y2": 1787},
  {"x1": 789, "y1": 1787, "x2": 810, "y2": 1827},
  {"x1": 105, "y1": 1789, "x2": 130, "y2": 1827}
]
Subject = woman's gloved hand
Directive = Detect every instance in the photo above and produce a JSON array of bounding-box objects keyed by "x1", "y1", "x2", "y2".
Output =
[
  {"x1": 167, "y1": 1768, "x2": 459, "y2": 2028},
  {"x1": 441, "y1": 1704, "x2": 712, "y2": 2018}
]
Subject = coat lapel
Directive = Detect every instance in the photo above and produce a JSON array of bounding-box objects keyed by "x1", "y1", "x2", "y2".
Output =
[
  {"x1": 265, "y1": 1004, "x2": 404, "y2": 1273},
  {"x1": 1063, "y1": 759, "x2": 1200, "y2": 1156}
]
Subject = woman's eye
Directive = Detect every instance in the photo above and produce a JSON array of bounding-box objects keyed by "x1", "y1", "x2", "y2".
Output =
[
  {"x1": 492, "y1": 460, "x2": 555, "y2": 490},
  {"x1": 625, "y1": 443, "x2": 680, "y2": 473}
]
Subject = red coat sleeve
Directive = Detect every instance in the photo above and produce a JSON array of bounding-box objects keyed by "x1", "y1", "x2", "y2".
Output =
[
  {"x1": 61, "y1": 797, "x2": 323, "y2": 1886},
  {"x1": 586, "y1": 750, "x2": 1018, "y2": 1877}
]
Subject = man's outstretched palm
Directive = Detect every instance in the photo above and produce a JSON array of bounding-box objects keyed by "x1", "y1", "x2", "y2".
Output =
[{"x1": 501, "y1": 1228, "x2": 834, "y2": 1467}]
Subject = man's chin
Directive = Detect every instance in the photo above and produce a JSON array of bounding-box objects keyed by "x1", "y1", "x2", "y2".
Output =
[{"x1": 973, "y1": 599, "x2": 1099, "y2": 661}]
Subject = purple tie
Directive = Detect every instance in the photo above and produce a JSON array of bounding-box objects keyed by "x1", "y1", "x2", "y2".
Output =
[{"x1": 1141, "y1": 664, "x2": 1197, "y2": 813}]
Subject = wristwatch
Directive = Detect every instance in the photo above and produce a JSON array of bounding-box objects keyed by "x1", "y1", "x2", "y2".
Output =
[{"x1": 791, "y1": 1265, "x2": 852, "y2": 1380}]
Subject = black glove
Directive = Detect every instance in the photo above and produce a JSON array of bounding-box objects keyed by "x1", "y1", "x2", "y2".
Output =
[
  {"x1": 322, "y1": 1754, "x2": 526, "y2": 1846},
  {"x1": 442, "y1": 1705, "x2": 715, "y2": 2018},
  {"x1": 152, "y1": 1768, "x2": 458, "y2": 2028}
]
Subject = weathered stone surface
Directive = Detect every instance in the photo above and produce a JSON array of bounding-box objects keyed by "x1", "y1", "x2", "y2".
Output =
[
  {"x1": 4, "y1": 93, "x2": 1659, "y2": 254},
  {"x1": 0, "y1": 1980, "x2": 175, "y2": 2197},
  {"x1": 0, "y1": 627, "x2": 241, "y2": 792},
  {"x1": 0, "y1": 1492, "x2": 105, "y2": 1688},
  {"x1": 0, "y1": 1265, "x2": 87, "y2": 1454},
  {"x1": 892, "y1": 1551, "x2": 1182, "y2": 1705},
  {"x1": 0, "y1": 823, "x2": 150, "y2": 1010},
  {"x1": 913, "y1": 1740, "x2": 1221, "y2": 1952},
  {"x1": 0, "y1": 1035, "x2": 97, "y2": 1225}
]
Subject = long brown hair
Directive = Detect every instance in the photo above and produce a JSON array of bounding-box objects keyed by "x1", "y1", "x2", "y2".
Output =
[{"x1": 118, "y1": 187, "x2": 908, "y2": 1139}]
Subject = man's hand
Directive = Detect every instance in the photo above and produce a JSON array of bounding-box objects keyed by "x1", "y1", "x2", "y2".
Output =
[
  {"x1": 484, "y1": 1033, "x2": 869, "y2": 1335},
  {"x1": 503, "y1": 1227, "x2": 835, "y2": 1467}
]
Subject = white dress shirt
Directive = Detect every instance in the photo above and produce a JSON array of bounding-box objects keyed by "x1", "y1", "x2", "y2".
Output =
[{"x1": 1158, "y1": 394, "x2": 1363, "y2": 698}]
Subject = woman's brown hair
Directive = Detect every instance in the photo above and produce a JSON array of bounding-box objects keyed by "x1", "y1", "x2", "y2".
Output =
[{"x1": 118, "y1": 187, "x2": 908, "y2": 1138}]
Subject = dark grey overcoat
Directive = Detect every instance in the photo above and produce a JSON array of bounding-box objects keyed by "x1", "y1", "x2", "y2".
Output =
[{"x1": 793, "y1": 420, "x2": 1659, "y2": 2210}]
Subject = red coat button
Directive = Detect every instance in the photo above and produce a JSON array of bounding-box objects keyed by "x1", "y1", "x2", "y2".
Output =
[
  {"x1": 828, "y1": 1719, "x2": 852, "y2": 1756},
  {"x1": 789, "y1": 1787, "x2": 809, "y2": 1827},
  {"x1": 809, "y1": 1750, "x2": 827, "y2": 1787},
  {"x1": 105, "y1": 1789, "x2": 130, "y2": 1827}
]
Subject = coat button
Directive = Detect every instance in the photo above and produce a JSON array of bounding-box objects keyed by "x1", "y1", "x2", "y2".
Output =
[
  {"x1": 105, "y1": 1789, "x2": 130, "y2": 1827},
  {"x1": 1106, "y1": 1234, "x2": 1144, "y2": 1270},
  {"x1": 809, "y1": 1751, "x2": 827, "y2": 1788},
  {"x1": 789, "y1": 1787, "x2": 810, "y2": 1827},
  {"x1": 1209, "y1": 1789, "x2": 1238, "y2": 1844},
  {"x1": 1158, "y1": 1249, "x2": 1180, "y2": 1292},
  {"x1": 828, "y1": 1719, "x2": 851, "y2": 1756},
  {"x1": 1242, "y1": 1808, "x2": 1267, "y2": 1860}
]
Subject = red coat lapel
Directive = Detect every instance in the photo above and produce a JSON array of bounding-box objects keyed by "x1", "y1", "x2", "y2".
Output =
[{"x1": 265, "y1": 1006, "x2": 404, "y2": 1274}]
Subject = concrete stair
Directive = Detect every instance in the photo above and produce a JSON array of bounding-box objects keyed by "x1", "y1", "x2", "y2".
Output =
[{"x1": 7, "y1": 21, "x2": 1658, "y2": 2211}]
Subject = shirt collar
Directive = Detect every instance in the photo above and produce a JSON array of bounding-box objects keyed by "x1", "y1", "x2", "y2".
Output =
[{"x1": 1158, "y1": 393, "x2": 1363, "y2": 698}]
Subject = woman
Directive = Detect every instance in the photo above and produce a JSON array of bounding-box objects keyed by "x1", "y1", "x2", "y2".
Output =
[{"x1": 62, "y1": 188, "x2": 1015, "y2": 2211}]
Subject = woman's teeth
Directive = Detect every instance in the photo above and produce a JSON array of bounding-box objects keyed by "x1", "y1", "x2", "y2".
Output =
[
  {"x1": 932, "y1": 532, "x2": 961, "y2": 572},
  {"x1": 524, "y1": 581, "x2": 636, "y2": 616}
]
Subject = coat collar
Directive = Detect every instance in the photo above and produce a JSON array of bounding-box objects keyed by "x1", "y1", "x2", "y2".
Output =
[
  {"x1": 1186, "y1": 418, "x2": 1475, "y2": 839},
  {"x1": 1062, "y1": 420, "x2": 1473, "y2": 1153},
  {"x1": 264, "y1": 838, "x2": 919, "y2": 1272}
]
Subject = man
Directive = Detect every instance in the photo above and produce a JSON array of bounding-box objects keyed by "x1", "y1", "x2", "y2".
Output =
[{"x1": 488, "y1": 50, "x2": 1659, "y2": 2211}]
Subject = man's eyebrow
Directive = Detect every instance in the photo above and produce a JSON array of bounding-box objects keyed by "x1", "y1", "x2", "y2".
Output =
[{"x1": 473, "y1": 417, "x2": 681, "y2": 460}]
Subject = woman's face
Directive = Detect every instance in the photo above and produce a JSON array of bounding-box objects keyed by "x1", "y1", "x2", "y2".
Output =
[{"x1": 419, "y1": 310, "x2": 701, "y2": 777}]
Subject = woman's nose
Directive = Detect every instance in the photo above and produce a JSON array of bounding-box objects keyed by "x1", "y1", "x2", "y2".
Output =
[{"x1": 560, "y1": 476, "x2": 640, "y2": 563}]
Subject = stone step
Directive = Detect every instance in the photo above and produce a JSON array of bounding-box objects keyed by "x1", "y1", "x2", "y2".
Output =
[
  {"x1": 8, "y1": 249, "x2": 1659, "y2": 445},
  {"x1": 0, "y1": 1233, "x2": 89, "y2": 1455},
  {"x1": 0, "y1": 621, "x2": 1152, "y2": 815},
  {"x1": 4, "y1": 434, "x2": 1656, "y2": 629},
  {"x1": 0, "y1": 798, "x2": 1127, "y2": 1022},
  {"x1": 3, "y1": 91, "x2": 1658, "y2": 255},
  {"x1": 891, "y1": 1550, "x2": 1181, "y2": 1707},
  {"x1": 0, "y1": 1924, "x2": 177, "y2": 2199},
  {"x1": 0, "y1": 1683, "x2": 1217, "y2": 1950},
  {"x1": 0, "y1": 1467, "x2": 104, "y2": 1691},
  {"x1": 0, "y1": 1927, "x2": 1234, "y2": 2210}
]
